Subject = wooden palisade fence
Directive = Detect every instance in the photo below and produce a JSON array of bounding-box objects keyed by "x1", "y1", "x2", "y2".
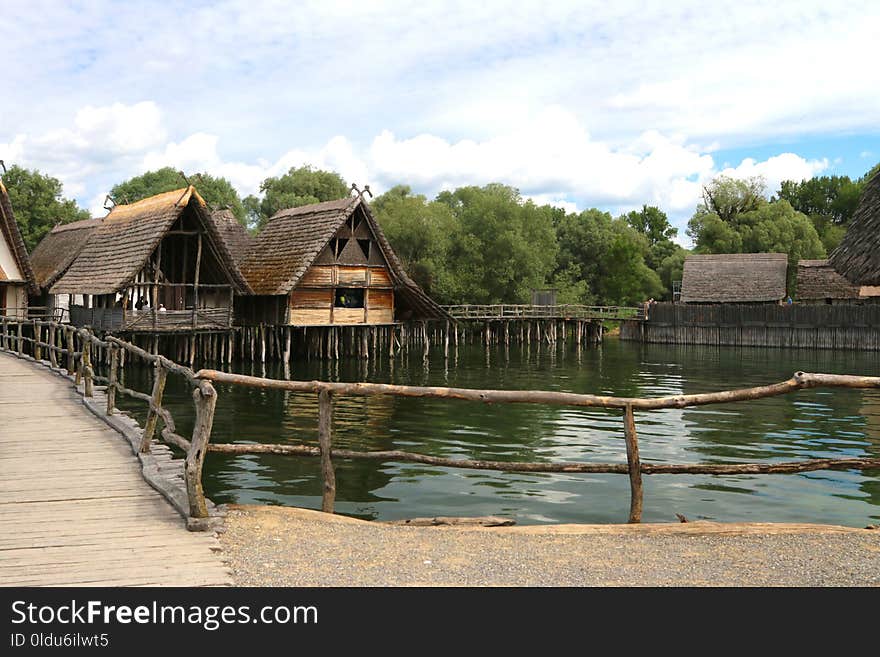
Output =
[{"x1": 2, "y1": 314, "x2": 880, "y2": 527}]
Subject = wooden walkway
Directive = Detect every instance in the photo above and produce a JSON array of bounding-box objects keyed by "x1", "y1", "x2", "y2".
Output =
[{"x1": 0, "y1": 352, "x2": 232, "y2": 586}]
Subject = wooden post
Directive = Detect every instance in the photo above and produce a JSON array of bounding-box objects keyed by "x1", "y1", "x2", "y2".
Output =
[
  {"x1": 82, "y1": 337, "x2": 93, "y2": 397},
  {"x1": 152, "y1": 241, "x2": 161, "y2": 330},
  {"x1": 48, "y1": 324, "x2": 57, "y2": 367},
  {"x1": 66, "y1": 327, "x2": 75, "y2": 375},
  {"x1": 185, "y1": 381, "x2": 217, "y2": 519},
  {"x1": 192, "y1": 232, "x2": 202, "y2": 329},
  {"x1": 106, "y1": 346, "x2": 118, "y2": 416},
  {"x1": 140, "y1": 363, "x2": 168, "y2": 453},
  {"x1": 1, "y1": 317, "x2": 7, "y2": 350},
  {"x1": 318, "y1": 388, "x2": 336, "y2": 513},
  {"x1": 17, "y1": 321, "x2": 23, "y2": 356},
  {"x1": 33, "y1": 321, "x2": 41, "y2": 361},
  {"x1": 623, "y1": 403, "x2": 643, "y2": 523}
]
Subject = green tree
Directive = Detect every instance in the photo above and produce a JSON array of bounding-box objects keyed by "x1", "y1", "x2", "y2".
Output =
[
  {"x1": 371, "y1": 185, "x2": 458, "y2": 299},
  {"x1": 624, "y1": 204, "x2": 677, "y2": 246},
  {"x1": 110, "y1": 167, "x2": 247, "y2": 225},
  {"x1": 1, "y1": 165, "x2": 89, "y2": 251},
  {"x1": 245, "y1": 165, "x2": 349, "y2": 230},
  {"x1": 434, "y1": 184, "x2": 558, "y2": 304},
  {"x1": 776, "y1": 175, "x2": 862, "y2": 225},
  {"x1": 696, "y1": 175, "x2": 765, "y2": 223}
]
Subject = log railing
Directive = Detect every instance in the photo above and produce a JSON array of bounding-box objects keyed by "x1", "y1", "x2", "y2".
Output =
[
  {"x1": 2, "y1": 314, "x2": 880, "y2": 526},
  {"x1": 442, "y1": 304, "x2": 645, "y2": 321}
]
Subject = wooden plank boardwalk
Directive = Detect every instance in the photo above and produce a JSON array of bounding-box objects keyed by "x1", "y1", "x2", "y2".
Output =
[{"x1": 0, "y1": 352, "x2": 232, "y2": 586}]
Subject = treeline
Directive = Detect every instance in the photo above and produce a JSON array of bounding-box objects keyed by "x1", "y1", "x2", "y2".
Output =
[{"x1": 4, "y1": 159, "x2": 878, "y2": 305}]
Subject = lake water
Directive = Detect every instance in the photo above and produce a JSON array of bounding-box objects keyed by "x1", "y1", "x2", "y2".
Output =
[{"x1": 114, "y1": 338, "x2": 880, "y2": 526}]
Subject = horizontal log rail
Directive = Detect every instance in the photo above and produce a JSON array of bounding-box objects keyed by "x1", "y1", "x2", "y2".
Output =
[
  {"x1": 442, "y1": 304, "x2": 645, "y2": 321},
  {"x1": 2, "y1": 314, "x2": 879, "y2": 527}
]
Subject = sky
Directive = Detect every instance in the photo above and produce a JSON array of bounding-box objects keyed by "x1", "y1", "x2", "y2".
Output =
[{"x1": 1, "y1": 0, "x2": 879, "y2": 243}]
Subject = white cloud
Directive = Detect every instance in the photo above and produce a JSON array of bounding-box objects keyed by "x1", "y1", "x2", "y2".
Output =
[{"x1": 717, "y1": 153, "x2": 828, "y2": 193}]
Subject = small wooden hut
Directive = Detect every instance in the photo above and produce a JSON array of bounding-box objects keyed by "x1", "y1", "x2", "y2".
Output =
[
  {"x1": 829, "y1": 170, "x2": 880, "y2": 285},
  {"x1": 237, "y1": 195, "x2": 447, "y2": 326},
  {"x1": 51, "y1": 187, "x2": 250, "y2": 331},
  {"x1": 29, "y1": 217, "x2": 102, "y2": 319},
  {"x1": 0, "y1": 180, "x2": 37, "y2": 318},
  {"x1": 680, "y1": 253, "x2": 788, "y2": 304},
  {"x1": 795, "y1": 259, "x2": 880, "y2": 304}
]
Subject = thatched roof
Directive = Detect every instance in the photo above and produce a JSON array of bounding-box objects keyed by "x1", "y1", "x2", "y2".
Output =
[
  {"x1": 51, "y1": 187, "x2": 250, "y2": 295},
  {"x1": 30, "y1": 217, "x2": 102, "y2": 290},
  {"x1": 829, "y1": 171, "x2": 880, "y2": 285},
  {"x1": 210, "y1": 209, "x2": 252, "y2": 266},
  {"x1": 680, "y1": 253, "x2": 788, "y2": 303},
  {"x1": 240, "y1": 196, "x2": 449, "y2": 319},
  {"x1": 796, "y1": 259, "x2": 860, "y2": 301},
  {"x1": 0, "y1": 180, "x2": 37, "y2": 293}
]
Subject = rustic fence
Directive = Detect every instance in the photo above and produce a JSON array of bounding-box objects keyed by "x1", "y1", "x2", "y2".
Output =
[
  {"x1": 623, "y1": 302, "x2": 880, "y2": 350},
  {"x1": 2, "y1": 314, "x2": 880, "y2": 528},
  {"x1": 443, "y1": 304, "x2": 644, "y2": 321}
]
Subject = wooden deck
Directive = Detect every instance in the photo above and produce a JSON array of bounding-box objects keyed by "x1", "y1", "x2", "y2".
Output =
[{"x1": 0, "y1": 352, "x2": 232, "y2": 586}]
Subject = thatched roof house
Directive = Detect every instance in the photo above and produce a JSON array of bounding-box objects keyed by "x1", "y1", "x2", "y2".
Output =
[
  {"x1": 796, "y1": 259, "x2": 861, "y2": 303},
  {"x1": 210, "y1": 209, "x2": 252, "y2": 267},
  {"x1": 829, "y1": 171, "x2": 880, "y2": 285},
  {"x1": 237, "y1": 195, "x2": 448, "y2": 325},
  {"x1": 680, "y1": 253, "x2": 788, "y2": 304},
  {"x1": 30, "y1": 217, "x2": 102, "y2": 291},
  {"x1": 53, "y1": 187, "x2": 251, "y2": 331},
  {"x1": 0, "y1": 180, "x2": 37, "y2": 317}
]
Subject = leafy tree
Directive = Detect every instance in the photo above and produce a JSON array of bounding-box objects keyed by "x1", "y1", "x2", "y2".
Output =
[
  {"x1": 1, "y1": 165, "x2": 89, "y2": 252},
  {"x1": 554, "y1": 209, "x2": 663, "y2": 306},
  {"x1": 657, "y1": 248, "x2": 689, "y2": 295},
  {"x1": 624, "y1": 205, "x2": 677, "y2": 246},
  {"x1": 110, "y1": 167, "x2": 246, "y2": 225},
  {"x1": 245, "y1": 166, "x2": 349, "y2": 230},
  {"x1": 434, "y1": 184, "x2": 558, "y2": 304},
  {"x1": 776, "y1": 175, "x2": 862, "y2": 225},
  {"x1": 697, "y1": 175, "x2": 765, "y2": 223},
  {"x1": 371, "y1": 185, "x2": 458, "y2": 299}
]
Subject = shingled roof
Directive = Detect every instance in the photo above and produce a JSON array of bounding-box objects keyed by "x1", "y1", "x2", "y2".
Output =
[
  {"x1": 51, "y1": 187, "x2": 250, "y2": 295},
  {"x1": 210, "y1": 209, "x2": 252, "y2": 266},
  {"x1": 680, "y1": 253, "x2": 788, "y2": 303},
  {"x1": 0, "y1": 180, "x2": 37, "y2": 293},
  {"x1": 29, "y1": 217, "x2": 102, "y2": 290},
  {"x1": 240, "y1": 195, "x2": 448, "y2": 319},
  {"x1": 796, "y1": 259, "x2": 860, "y2": 301},
  {"x1": 829, "y1": 170, "x2": 880, "y2": 285}
]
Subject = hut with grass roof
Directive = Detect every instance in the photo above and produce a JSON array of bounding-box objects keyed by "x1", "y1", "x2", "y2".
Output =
[
  {"x1": 51, "y1": 187, "x2": 250, "y2": 332},
  {"x1": 237, "y1": 193, "x2": 447, "y2": 327},
  {"x1": 679, "y1": 253, "x2": 789, "y2": 304},
  {"x1": 0, "y1": 180, "x2": 37, "y2": 319},
  {"x1": 795, "y1": 259, "x2": 880, "y2": 304}
]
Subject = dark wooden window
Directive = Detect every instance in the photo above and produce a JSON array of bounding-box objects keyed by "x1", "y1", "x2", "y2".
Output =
[{"x1": 334, "y1": 288, "x2": 364, "y2": 308}]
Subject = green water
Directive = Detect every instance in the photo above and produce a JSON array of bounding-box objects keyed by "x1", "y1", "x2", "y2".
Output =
[{"x1": 113, "y1": 338, "x2": 880, "y2": 526}]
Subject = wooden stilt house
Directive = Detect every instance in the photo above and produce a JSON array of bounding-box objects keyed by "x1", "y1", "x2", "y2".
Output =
[
  {"x1": 0, "y1": 180, "x2": 37, "y2": 318},
  {"x1": 237, "y1": 195, "x2": 447, "y2": 325},
  {"x1": 29, "y1": 217, "x2": 102, "y2": 320},
  {"x1": 51, "y1": 187, "x2": 251, "y2": 331}
]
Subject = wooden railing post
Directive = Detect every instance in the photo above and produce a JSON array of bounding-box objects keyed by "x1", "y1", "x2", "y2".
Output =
[
  {"x1": 107, "y1": 345, "x2": 118, "y2": 416},
  {"x1": 82, "y1": 335, "x2": 93, "y2": 397},
  {"x1": 66, "y1": 327, "x2": 76, "y2": 375},
  {"x1": 16, "y1": 321, "x2": 23, "y2": 356},
  {"x1": 141, "y1": 363, "x2": 168, "y2": 452},
  {"x1": 1, "y1": 316, "x2": 7, "y2": 350},
  {"x1": 622, "y1": 403, "x2": 643, "y2": 523},
  {"x1": 48, "y1": 324, "x2": 57, "y2": 367},
  {"x1": 33, "y1": 320, "x2": 41, "y2": 361},
  {"x1": 318, "y1": 388, "x2": 337, "y2": 513},
  {"x1": 185, "y1": 380, "x2": 217, "y2": 519}
]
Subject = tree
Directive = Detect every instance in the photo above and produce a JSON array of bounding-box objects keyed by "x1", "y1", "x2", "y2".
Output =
[
  {"x1": 554, "y1": 209, "x2": 663, "y2": 306},
  {"x1": 776, "y1": 175, "x2": 862, "y2": 225},
  {"x1": 624, "y1": 205, "x2": 677, "y2": 246},
  {"x1": 110, "y1": 167, "x2": 247, "y2": 225},
  {"x1": 1, "y1": 165, "x2": 89, "y2": 252},
  {"x1": 371, "y1": 185, "x2": 458, "y2": 299},
  {"x1": 434, "y1": 184, "x2": 558, "y2": 304},
  {"x1": 697, "y1": 175, "x2": 766, "y2": 224},
  {"x1": 245, "y1": 166, "x2": 349, "y2": 230}
]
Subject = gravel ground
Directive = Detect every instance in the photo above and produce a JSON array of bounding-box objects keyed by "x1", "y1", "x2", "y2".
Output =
[{"x1": 219, "y1": 506, "x2": 880, "y2": 587}]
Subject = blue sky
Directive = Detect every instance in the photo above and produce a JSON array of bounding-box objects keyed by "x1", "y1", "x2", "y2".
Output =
[{"x1": 1, "y1": 0, "x2": 879, "y2": 241}]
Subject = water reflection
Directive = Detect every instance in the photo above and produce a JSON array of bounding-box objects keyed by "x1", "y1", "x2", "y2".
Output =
[{"x1": 111, "y1": 338, "x2": 880, "y2": 526}]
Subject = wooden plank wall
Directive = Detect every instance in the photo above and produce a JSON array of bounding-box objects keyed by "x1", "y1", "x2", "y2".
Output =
[{"x1": 621, "y1": 302, "x2": 880, "y2": 350}]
